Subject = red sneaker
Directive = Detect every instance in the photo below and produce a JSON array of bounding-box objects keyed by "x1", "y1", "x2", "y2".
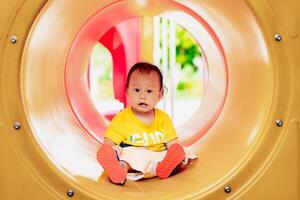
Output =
[
  {"x1": 97, "y1": 144, "x2": 126, "y2": 185},
  {"x1": 156, "y1": 143, "x2": 185, "y2": 179}
]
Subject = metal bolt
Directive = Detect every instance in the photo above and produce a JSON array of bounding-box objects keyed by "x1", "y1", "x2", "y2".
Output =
[
  {"x1": 10, "y1": 36, "x2": 18, "y2": 44},
  {"x1": 13, "y1": 122, "x2": 21, "y2": 130},
  {"x1": 224, "y1": 186, "x2": 231, "y2": 193},
  {"x1": 274, "y1": 34, "x2": 282, "y2": 41},
  {"x1": 67, "y1": 189, "x2": 74, "y2": 197},
  {"x1": 276, "y1": 119, "x2": 283, "y2": 127}
]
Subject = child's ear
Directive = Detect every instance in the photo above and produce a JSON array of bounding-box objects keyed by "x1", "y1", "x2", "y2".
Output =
[{"x1": 159, "y1": 88, "x2": 163, "y2": 98}]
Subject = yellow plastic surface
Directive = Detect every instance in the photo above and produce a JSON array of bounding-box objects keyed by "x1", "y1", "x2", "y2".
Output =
[{"x1": 0, "y1": 0, "x2": 299, "y2": 199}]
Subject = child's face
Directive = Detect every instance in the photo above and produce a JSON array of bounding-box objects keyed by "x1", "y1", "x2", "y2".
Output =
[{"x1": 127, "y1": 70, "x2": 162, "y2": 114}]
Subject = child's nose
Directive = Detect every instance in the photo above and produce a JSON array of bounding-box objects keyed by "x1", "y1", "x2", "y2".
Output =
[{"x1": 139, "y1": 91, "x2": 146, "y2": 98}]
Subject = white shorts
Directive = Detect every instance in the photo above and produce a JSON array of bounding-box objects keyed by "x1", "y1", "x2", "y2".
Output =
[{"x1": 118, "y1": 146, "x2": 197, "y2": 180}]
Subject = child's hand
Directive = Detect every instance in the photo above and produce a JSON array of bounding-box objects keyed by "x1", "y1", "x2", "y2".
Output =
[{"x1": 112, "y1": 145, "x2": 122, "y2": 155}]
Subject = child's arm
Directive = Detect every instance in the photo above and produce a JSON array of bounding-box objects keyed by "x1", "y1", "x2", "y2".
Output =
[{"x1": 103, "y1": 137, "x2": 122, "y2": 155}]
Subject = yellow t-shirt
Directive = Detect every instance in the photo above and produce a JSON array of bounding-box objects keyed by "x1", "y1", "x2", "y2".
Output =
[{"x1": 104, "y1": 107, "x2": 178, "y2": 151}]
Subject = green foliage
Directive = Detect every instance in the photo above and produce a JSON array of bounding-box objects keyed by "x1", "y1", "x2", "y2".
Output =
[
  {"x1": 176, "y1": 26, "x2": 202, "y2": 73},
  {"x1": 174, "y1": 25, "x2": 204, "y2": 97}
]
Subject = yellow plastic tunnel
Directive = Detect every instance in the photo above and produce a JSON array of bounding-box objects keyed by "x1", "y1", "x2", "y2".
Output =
[{"x1": 0, "y1": 0, "x2": 299, "y2": 199}]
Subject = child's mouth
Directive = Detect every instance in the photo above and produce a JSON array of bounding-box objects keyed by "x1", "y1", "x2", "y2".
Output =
[{"x1": 138, "y1": 103, "x2": 148, "y2": 106}]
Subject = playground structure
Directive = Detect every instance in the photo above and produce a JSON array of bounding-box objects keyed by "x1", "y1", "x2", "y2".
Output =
[{"x1": 0, "y1": 0, "x2": 299, "y2": 199}]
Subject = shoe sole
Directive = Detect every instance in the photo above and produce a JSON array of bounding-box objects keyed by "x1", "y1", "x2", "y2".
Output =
[
  {"x1": 156, "y1": 143, "x2": 185, "y2": 179},
  {"x1": 97, "y1": 144, "x2": 126, "y2": 184}
]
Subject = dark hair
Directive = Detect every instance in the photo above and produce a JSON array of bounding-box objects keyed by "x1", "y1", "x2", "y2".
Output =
[{"x1": 126, "y1": 62, "x2": 163, "y2": 91}]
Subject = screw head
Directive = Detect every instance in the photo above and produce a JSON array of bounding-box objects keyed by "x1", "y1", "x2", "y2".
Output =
[
  {"x1": 13, "y1": 122, "x2": 21, "y2": 130},
  {"x1": 224, "y1": 186, "x2": 231, "y2": 193},
  {"x1": 67, "y1": 189, "x2": 74, "y2": 197},
  {"x1": 276, "y1": 119, "x2": 283, "y2": 127},
  {"x1": 10, "y1": 36, "x2": 18, "y2": 44},
  {"x1": 274, "y1": 34, "x2": 282, "y2": 41}
]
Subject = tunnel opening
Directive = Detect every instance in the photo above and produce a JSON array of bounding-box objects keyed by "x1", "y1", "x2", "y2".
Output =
[
  {"x1": 65, "y1": 9, "x2": 227, "y2": 146},
  {"x1": 87, "y1": 16, "x2": 221, "y2": 144}
]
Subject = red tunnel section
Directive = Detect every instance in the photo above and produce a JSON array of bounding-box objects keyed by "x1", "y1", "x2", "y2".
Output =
[{"x1": 67, "y1": 18, "x2": 141, "y2": 142}]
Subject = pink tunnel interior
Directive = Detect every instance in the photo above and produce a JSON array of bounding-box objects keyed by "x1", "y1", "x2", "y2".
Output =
[{"x1": 65, "y1": 5, "x2": 228, "y2": 145}]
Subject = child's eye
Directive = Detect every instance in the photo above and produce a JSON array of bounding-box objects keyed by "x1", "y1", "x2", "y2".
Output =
[
  {"x1": 147, "y1": 90, "x2": 153, "y2": 93},
  {"x1": 134, "y1": 88, "x2": 140, "y2": 92}
]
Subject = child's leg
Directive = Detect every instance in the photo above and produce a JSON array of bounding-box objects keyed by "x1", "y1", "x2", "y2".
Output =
[
  {"x1": 97, "y1": 144, "x2": 127, "y2": 185},
  {"x1": 119, "y1": 160, "x2": 132, "y2": 172},
  {"x1": 156, "y1": 143, "x2": 185, "y2": 179}
]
